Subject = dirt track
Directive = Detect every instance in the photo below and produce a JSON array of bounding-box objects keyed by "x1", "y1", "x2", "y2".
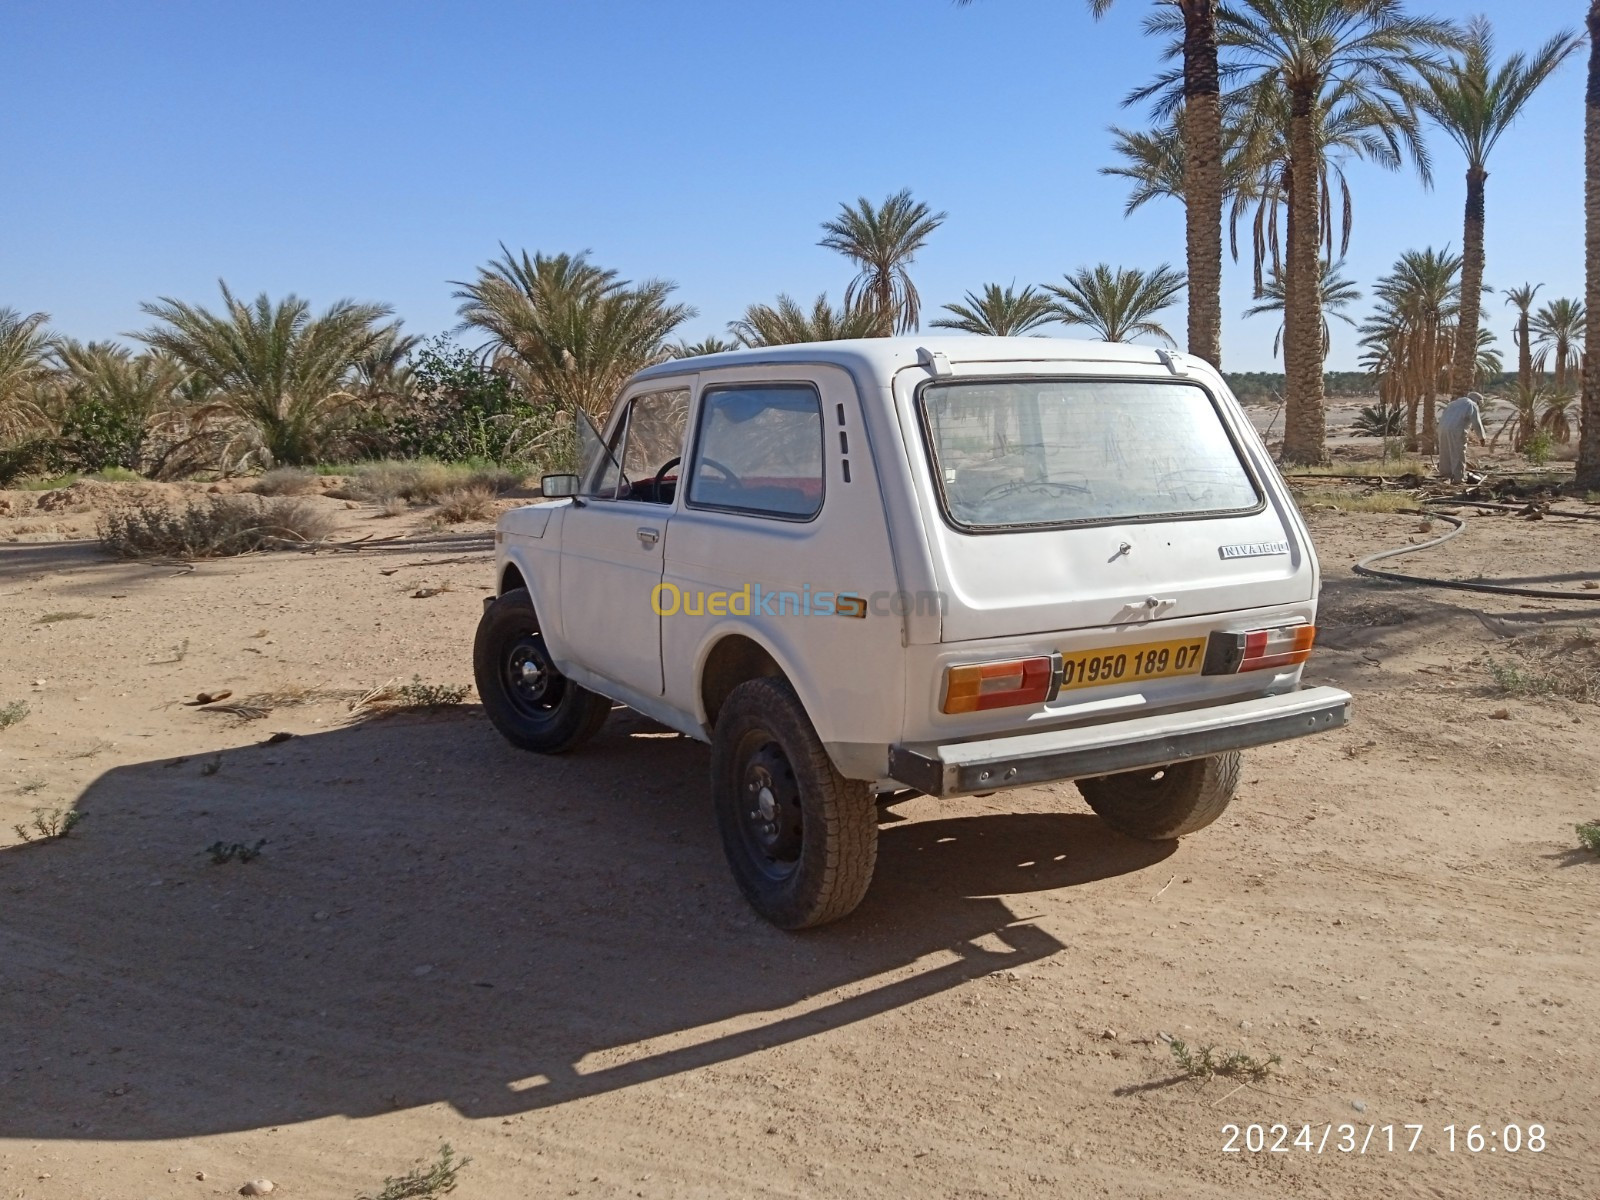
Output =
[{"x1": 1, "y1": 496, "x2": 1598, "y2": 1199}]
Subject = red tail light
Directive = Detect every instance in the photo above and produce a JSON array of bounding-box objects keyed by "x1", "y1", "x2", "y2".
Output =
[
  {"x1": 1204, "y1": 625, "x2": 1316, "y2": 675},
  {"x1": 942, "y1": 656, "x2": 1056, "y2": 714}
]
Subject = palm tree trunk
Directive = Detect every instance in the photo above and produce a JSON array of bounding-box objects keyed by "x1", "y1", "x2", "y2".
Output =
[
  {"x1": 1281, "y1": 93, "x2": 1327, "y2": 465},
  {"x1": 1555, "y1": 339, "x2": 1569, "y2": 391},
  {"x1": 1421, "y1": 323, "x2": 1438, "y2": 455},
  {"x1": 1450, "y1": 165, "x2": 1487, "y2": 396},
  {"x1": 1181, "y1": 0, "x2": 1224, "y2": 370},
  {"x1": 1574, "y1": 1, "x2": 1600, "y2": 492},
  {"x1": 1517, "y1": 311, "x2": 1532, "y2": 392}
]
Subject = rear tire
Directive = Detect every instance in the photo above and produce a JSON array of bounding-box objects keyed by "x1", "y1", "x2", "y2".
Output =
[
  {"x1": 473, "y1": 588, "x2": 611, "y2": 754},
  {"x1": 711, "y1": 677, "x2": 877, "y2": 929},
  {"x1": 1076, "y1": 751, "x2": 1241, "y2": 841}
]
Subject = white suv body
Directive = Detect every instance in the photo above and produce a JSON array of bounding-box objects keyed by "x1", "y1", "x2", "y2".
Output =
[{"x1": 478, "y1": 337, "x2": 1350, "y2": 926}]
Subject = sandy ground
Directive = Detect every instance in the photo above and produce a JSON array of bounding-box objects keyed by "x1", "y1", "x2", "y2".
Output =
[{"x1": 1, "y1": 479, "x2": 1598, "y2": 1200}]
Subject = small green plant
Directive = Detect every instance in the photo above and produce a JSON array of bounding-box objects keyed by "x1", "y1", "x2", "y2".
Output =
[
  {"x1": 0, "y1": 701, "x2": 30, "y2": 730},
  {"x1": 1486, "y1": 646, "x2": 1600, "y2": 704},
  {"x1": 1351, "y1": 400, "x2": 1404, "y2": 438},
  {"x1": 351, "y1": 676, "x2": 471, "y2": 717},
  {"x1": 35, "y1": 611, "x2": 94, "y2": 625},
  {"x1": 18, "y1": 778, "x2": 47, "y2": 795},
  {"x1": 14, "y1": 807, "x2": 82, "y2": 842},
  {"x1": 357, "y1": 1144, "x2": 470, "y2": 1200},
  {"x1": 1170, "y1": 1039, "x2": 1280, "y2": 1082},
  {"x1": 1524, "y1": 429, "x2": 1554, "y2": 466},
  {"x1": 205, "y1": 839, "x2": 266, "y2": 864},
  {"x1": 1577, "y1": 821, "x2": 1600, "y2": 856}
]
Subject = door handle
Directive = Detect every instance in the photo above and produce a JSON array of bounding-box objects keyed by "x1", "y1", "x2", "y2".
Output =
[{"x1": 636, "y1": 527, "x2": 660, "y2": 547}]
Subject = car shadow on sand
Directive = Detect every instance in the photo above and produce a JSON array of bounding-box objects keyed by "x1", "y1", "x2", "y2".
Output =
[{"x1": 0, "y1": 707, "x2": 1172, "y2": 1140}]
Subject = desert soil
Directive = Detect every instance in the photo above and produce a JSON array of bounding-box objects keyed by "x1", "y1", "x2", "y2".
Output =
[{"x1": 1, "y1": 474, "x2": 1597, "y2": 1200}]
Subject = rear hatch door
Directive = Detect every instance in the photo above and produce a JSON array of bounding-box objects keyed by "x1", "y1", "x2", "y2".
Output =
[{"x1": 902, "y1": 368, "x2": 1312, "y2": 642}]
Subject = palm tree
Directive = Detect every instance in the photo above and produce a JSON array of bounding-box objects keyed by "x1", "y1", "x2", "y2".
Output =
[
  {"x1": 52, "y1": 340, "x2": 194, "y2": 473},
  {"x1": 1217, "y1": 0, "x2": 1456, "y2": 464},
  {"x1": 453, "y1": 248, "x2": 693, "y2": 421},
  {"x1": 1530, "y1": 297, "x2": 1585, "y2": 391},
  {"x1": 668, "y1": 335, "x2": 741, "y2": 358},
  {"x1": 1242, "y1": 259, "x2": 1360, "y2": 358},
  {"x1": 0, "y1": 308, "x2": 54, "y2": 444},
  {"x1": 1418, "y1": 17, "x2": 1580, "y2": 396},
  {"x1": 137, "y1": 282, "x2": 401, "y2": 466},
  {"x1": 1360, "y1": 247, "x2": 1463, "y2": 453},
  {"x1": 1541, "y1": 389, "x2": 1577, "y2": 443},
  {"x1": 1504, "y1": 283, "x2": 1543, "y2": 392},
  {"x1": 1045, "y1": 264, "x2": 1187, "y2": 344},
  {"x1": 967, "y1": 0, "x2": 1226, "y2": 368},
  {"x1": 727, "y1": 294, "x2": 881, "y2": 348},
  {"x1": 930, "y1": 283, "x2": 1056, "y2": 336},
  {"x1": 1578, "y1": 0, "x2": 1600, "y2": 489},
  {"x1": 818, "y1": 190, "x2": 946, "y2": 336},
  {"x1": 1492, "y1": 380, "x2": 1545, "y2": 451}
]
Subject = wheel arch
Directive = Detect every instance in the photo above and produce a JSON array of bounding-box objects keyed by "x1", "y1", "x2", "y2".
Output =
[{"x1": 698, "y1": 632, "x2": 787, "y2": 731}]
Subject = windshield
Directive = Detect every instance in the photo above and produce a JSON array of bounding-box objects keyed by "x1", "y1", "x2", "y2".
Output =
[{"x1": 919, "y1": 379, "x2": 1260, "y2": 529}]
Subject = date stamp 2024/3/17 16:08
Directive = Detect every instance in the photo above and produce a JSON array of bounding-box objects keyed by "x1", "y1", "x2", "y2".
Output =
[{"x1": 1222, "y1": 1123, "x2": 1548, "y2": 1155}]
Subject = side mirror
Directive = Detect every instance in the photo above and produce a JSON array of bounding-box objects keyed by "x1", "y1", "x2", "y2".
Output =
[{"x1": 540, "y1": 473, "x2": 579, "y2": 499}]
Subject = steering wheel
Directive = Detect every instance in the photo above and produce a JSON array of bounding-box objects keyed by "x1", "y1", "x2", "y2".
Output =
[
  {"x1": 651, "y1": 456, "x2": 682, "y2": 494},
  {"x1": 979, "y1": 478, "x2": 1090, "y2": 502},
  {"x1": 692, "y1": 456, "x2": 738, "y2": 487}
]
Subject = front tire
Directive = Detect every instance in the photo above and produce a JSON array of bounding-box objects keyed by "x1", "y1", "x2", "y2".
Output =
[
  {"x1": 711, "y1": 677, "x2": 877, "y2": 929},
  {"x1": 1075, "y1": 751, "x2": 1241, "y2": 841},
  {"x1": 473, "y1": 588, "x2": 610, "y2": 754}
]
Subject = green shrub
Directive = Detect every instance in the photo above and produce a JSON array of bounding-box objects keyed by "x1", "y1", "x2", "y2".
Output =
[
  {"x1": 58, "y1": 396, "x2": 147, "y2": 472},
  {"x1": 374, "y1": 337, "x2": 563, "y2": 465},
  {"x1": 1524, "y1": 430, "x2": 1554, "y2": 466}
]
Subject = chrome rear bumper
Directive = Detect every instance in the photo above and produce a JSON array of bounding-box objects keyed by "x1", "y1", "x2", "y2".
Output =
[{"x1": 888, "y1": 686, "x2": 1351, "y2": 798}]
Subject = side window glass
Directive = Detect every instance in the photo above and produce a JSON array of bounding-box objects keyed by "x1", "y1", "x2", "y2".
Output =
[
  {"x1": 583, "y1": 412, "x2": 628, "y2": 499},
  {"x1": 618, "y1": 389, "x2": 690, "y2": 502},
  {"x1": 581, "y1": 388, "x2": 690, "y2": 502},
  {"x1": 688, "y1": 385, "x2": 824, "y2": 519}
]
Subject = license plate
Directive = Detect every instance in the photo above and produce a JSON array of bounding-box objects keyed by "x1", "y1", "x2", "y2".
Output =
[{"x1": 1060, "y1": 636, "x2": 1207, "y2": 691}]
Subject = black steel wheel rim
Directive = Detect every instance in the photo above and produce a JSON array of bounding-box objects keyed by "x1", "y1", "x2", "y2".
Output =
[
  {"x1": 734, "y1": 732, "x2": 803, "y2": 881},
  {"x1": 503, "y1": 631, "x2": 565, "y2": 719}
]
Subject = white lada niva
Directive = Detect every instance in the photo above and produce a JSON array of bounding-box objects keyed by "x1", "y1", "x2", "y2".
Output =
[{"x1": 475, "y1": 337, "x2": 1350, "y2": 928}]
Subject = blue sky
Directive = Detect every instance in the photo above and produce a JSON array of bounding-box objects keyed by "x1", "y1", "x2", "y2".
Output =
[{"x1": 1, "y1": 0, "x2": 1586, "y2": 372}]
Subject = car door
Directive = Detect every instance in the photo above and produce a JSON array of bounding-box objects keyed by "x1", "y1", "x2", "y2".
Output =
[{"x1": 557, "y1": 384, "x2": 691, "y2": 694}]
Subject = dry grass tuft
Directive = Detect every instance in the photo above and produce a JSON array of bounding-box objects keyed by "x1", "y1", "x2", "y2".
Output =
[
  {"x1": 1485, "y1": 629, "x2": 1600, "y2": 704},
  {"x1": 99, "y1": 496, "x2": 337, "y2": 558},
  {"x1": 0, "y1": 701, "x2": 30, "y2": 730},
  {"x1": 350, "y1": 676, "x2": 472, "y2": 718},
  {"x1": 1294, "y1": 488, "x2": 1419, "y2": 515},
  {"x1": 199, "y1": 684, "x2": 347, "y2": 720},
  {"x1": 1284, "y1": 459, "x2": 1426, "y2": 479},
  {"x1": 250, "y1": 467, "x2": 321, "y2": 496},
  {"x1": 35, "y1": 611, "x2": 94, "y2": 625},
  {"x1": 340, "y1": 461, "x2": 526, "y2": 506},
  {"x1": 434, "y1": 485, "x2": 497, "y2": 524}
]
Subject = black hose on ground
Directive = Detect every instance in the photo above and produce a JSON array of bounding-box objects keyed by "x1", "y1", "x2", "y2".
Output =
[{"x1": 1349, "y1": 502, "x2": 1600, "y2": 601}]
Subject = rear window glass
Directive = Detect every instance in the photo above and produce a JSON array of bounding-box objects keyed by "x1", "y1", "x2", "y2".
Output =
[
  {"x1": 688, "y1": 384, "x2": 823, "y2": 519},
  {"x1": 920, "y1": 379, "x2": 1259, "y2": 529}
]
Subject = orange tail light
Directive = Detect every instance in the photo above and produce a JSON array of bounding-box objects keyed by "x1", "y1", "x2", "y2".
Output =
[{"x1": 942, "y1": 656, "x2": 1056, "y2": 714}]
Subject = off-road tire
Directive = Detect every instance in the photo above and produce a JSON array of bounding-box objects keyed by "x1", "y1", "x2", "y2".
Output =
[
  {"x1": 711, "y1": 676, "x2": 877, "y2": 929},
  {"x1": 473, "y1": 587, "x2": 610, "y2": 754},
  {"x1": 1075, "y1": 751, "x2": 1242, "y2": 841}
]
